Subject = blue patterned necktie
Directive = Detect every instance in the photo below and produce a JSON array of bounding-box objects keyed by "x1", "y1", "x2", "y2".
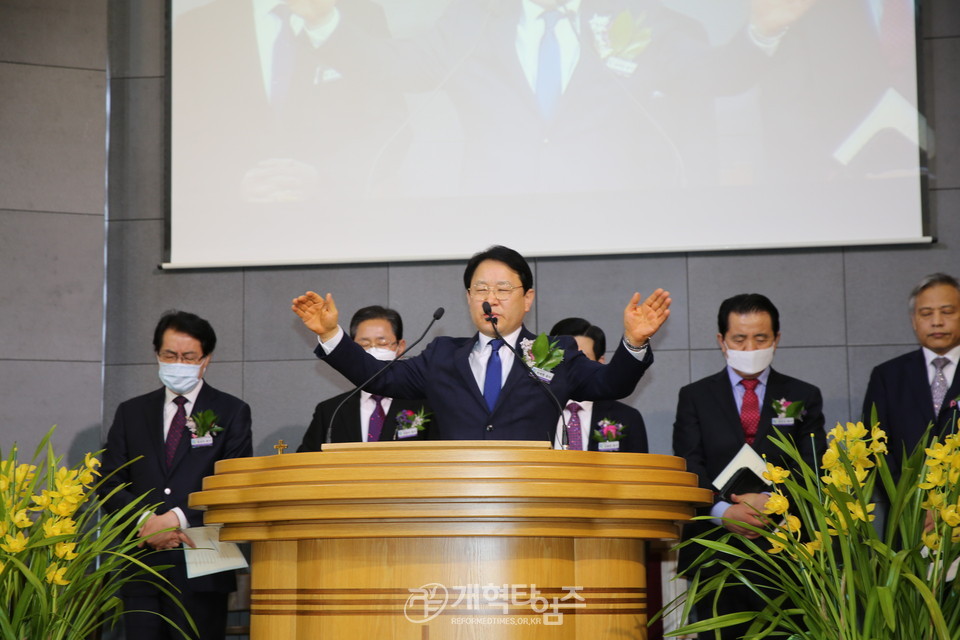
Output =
[
  {"x1": 483, "y1": 339, "x2": 505, "y2": 411},
  {"x1": 271, "y1": 3, "x2": 296, "y2": 107},
  {"x1": 536, "y1": 10, "x2": 563, "y2": 120}
]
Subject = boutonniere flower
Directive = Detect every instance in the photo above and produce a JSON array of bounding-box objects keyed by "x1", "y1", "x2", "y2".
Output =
[
  {"x1": 949, "y1": 394, "x2": 960, "y2": 409},
  {"x1": 187, "y1": 409, "x2": 223, "y2": 438},
  {"x1": 520, "y1": 334, "x2": 564, "y2": 383},
  {"x1": 771, "y1": 398, "x2": 805, "y2": 427},
  {"x1": 592, "y1": 418, "x2": 626, "y2": 442},
  {"x1": 396, "y1": 408, "x2": 430, "y2": 432},
  {"x1": 589, "y1": 11, "x2": 653, "y2": 77},
  {"x1": 395, "y1": 407, "x2": 430, "y2": 440}
]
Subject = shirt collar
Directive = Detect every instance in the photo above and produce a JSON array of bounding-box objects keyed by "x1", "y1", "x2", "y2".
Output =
[
  {"x1": 164, "y1": 378, "x2": 204, "y2": 406},
  {"x1": 476, "y1": 325, "x2": 524, "y2": 351},
  {"x1": 726, "y1": 365, "x2": 771, "y2": 389},
  {"x1": 520, "y1": 0, "x2": 581, "y2": 23},
  {"x1": 921, "y1": 344, "x2": 960, "y2": 367}
]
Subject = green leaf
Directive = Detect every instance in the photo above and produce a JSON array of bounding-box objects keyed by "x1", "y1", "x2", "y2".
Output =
[
  {"x1": 875, "y1": 585, "x2": 896, "y2": 630},
  {"x1": 607, "y1": 11, "x2": 634, "y2": 53}
]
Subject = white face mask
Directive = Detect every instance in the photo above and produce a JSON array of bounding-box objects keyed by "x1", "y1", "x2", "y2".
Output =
[
  {"x1": 723, "y1": 344, "x2": 775, "y2": 376},
  {"x1": 158, "y1": 360, "x2": 204, "y2": 394},
  {"x1": 366, "y1": 347, "x2": 398, "y2": 362}
]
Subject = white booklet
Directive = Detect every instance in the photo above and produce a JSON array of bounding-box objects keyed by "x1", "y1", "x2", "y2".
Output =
[
  {"x1": 711, "y1": 443, "x2": 770, "y2": 494},
  {"x1": 182, "y1": 525, "x2": 249, "y2": 579}
]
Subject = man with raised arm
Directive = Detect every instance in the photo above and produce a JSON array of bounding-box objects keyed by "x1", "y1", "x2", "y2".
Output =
[{"x1": 292, "y1": 245, "x2": 670, "y2": 441}]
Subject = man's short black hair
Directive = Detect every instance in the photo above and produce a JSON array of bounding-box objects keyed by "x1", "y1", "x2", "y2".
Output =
[
  {"x1": 550, "y1": 317, "x2": 606, "y2": 360},
  {"x1": 153, "y1": 310, "x2": 217, "y2": 356},
  {"x1": 717, "y1": 294, "x2": 780, "y2": 336},
  {"x1": 462, "y1": 245, "x2": 534, "y2": 292},
  {"x1": 348, "y1": 305, "x2": 404, "y2": 341}
]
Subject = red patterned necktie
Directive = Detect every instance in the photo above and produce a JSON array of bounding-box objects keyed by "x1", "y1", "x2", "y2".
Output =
[
  {"x1": 165, "y1": 396, "x2": 189, "y2": 468},
  {"x1": 566, "y1": 402, "x2": 583, "y2": 451},
  {"x1": 368, "y1": 395, "x2": 386, "y2": 442},
  {"x1": 740, "y1": 378, "x2": 760, "y2": 446}
]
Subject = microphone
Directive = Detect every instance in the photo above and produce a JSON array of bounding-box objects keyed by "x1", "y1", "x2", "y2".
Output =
[
  {"x1": 481, "y1": 302, "x2": 569, "y2": 450},
  {"x1": 325, "y1": 307, "x2": 445, "y2": 445}
]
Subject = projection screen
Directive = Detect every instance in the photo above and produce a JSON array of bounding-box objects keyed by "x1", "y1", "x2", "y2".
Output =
[{"x1": 167, "y1": 0, "x2": 928, "y2": 268}]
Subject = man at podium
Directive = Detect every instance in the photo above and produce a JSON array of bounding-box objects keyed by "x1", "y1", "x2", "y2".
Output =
[{"x1": 292, "y1": 245, "x2": 670, "y2": 441}]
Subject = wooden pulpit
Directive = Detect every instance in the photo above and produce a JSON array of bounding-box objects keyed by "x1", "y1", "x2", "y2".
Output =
[{"x1": 189, "y1": 441, "x2": 710, "y2": 639}]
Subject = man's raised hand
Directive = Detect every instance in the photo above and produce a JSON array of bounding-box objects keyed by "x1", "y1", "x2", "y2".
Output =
[
  {"x1": 623, "y1": 288, "x2": 672, "y2": 347},
  {"x1": 292, "y1": 291, "x2": 340, "y2": 341}
]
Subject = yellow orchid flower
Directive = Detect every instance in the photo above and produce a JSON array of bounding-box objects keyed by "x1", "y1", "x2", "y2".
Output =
[
  {"x1": 803, "y1": 532, "x2": 824, "y2": 555},
  {"x1": 54, "y1": 541, "x2": 78, "y2": 560},
  {"x1": 12, "y1": 509, "x2": 32, "y2": 528},
  {"x1": 848, "y1": 501, "x2": 875, "y2": 523},
  {"x1": 84, "y1": 453, "x2": 101, "y2": 473},
  {"x1": 919, "y1": 465, "x2": 946, "y2": 490},
  {"x1": 922, "y1": 491, "x2": 946, "y2": 511},
  {"x1": 763, "y1": 492, "x2": 790, "y2": 515},
  {"x1": 844, "y1": 421, "x2": 868, "y2": 443},
  {"x1": 763, "y1": 463, "x2": 791, "y2": 484},
  {"x1": 783, "y1": 514, "x2": 802, "y2": 533},
  {"x1": 1, "y1": 531, "x2": 30, "y2": 554},
  {"x1": 45, "y1": 564, "x2": 69, "y2": 586}
]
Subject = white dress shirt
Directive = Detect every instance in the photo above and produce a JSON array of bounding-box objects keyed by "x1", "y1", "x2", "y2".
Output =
[
  {"x1": 921, "y1": 344, "x2": 960, "y2": 389},
  {"x1": 359, "y1": 390, "x2": 393, "y2": 442},
  {"x1": 554, "y1": 399, "x2": 593, "y2": 450},
  {"x1": 161, "y1": 379, "x2": 205, "y2": 529},
  {"x1": 253, "y1": 0, "x2": 342, "y2": 100},
  {"x1": 516, "y1": 0, "x2": 582, "y2": 94},
  {"x1": 711, "y1": 366, "x2": 772, "y2": 521}
]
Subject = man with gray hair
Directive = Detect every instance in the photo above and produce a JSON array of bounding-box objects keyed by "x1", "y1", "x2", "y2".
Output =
[{"x1": 862, "y1": 272, "x2": 960, "y2": 474}]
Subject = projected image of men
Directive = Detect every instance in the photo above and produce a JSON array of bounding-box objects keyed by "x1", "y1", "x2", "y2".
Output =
[{"x1": 172, "y1": 0, "x2": 410, "y2": 204}]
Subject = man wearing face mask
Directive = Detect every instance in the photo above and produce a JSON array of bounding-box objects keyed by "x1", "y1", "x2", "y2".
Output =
[
  {"x1": 99, "y1": 310, "x2": 253, "y2": 640},
  {"x1": 672, "y1": 293, "x2": 825, "y2": 638},
  {"x1": 297, "y1": 305, "x2": 430, "y2": 450}
]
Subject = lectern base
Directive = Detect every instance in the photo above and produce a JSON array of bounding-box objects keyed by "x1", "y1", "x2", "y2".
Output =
[{"x1": 250, "y1": 536, "x2": 647, "y2": 639}]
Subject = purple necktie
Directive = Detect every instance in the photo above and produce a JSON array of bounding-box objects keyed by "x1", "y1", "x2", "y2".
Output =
[
  {"x1": 368, "y1": 395, "x2": 386, "y2": 442},
  {"x1": 567, "y1": 402, "x2": 583, "y2": 451},
  {"x1": 165, "y1": 396, "x2": 189, "y2": 468}
]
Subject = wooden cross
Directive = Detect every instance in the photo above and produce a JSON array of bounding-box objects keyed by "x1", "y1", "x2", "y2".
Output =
[{"x1": 274, "y1": 439, "x2": 288, "y2": 454}]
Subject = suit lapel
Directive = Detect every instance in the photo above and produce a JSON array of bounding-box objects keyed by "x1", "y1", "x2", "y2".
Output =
[
  {"x1": 710, "y1": 370, "x2": 744, "y2": 445},
  {"x1": 144, "y1": 388, "x2": 167, "y2": 478},
  {"x1": 340, "y1": 393, "x2": 364, "y2": 443},
  {"x1": 756, "y1": 369, "x2": 785, "y2": 444},
  {"x1": 907, "y1": 350, "x2": 937, "y2": 427},
  {"x1": 935, "y1": 352, "x2": 960, "y2": 429},
  {"x1": 495, "y1": 327, "x2": 537, "y2": 412},
  {"x1": 168, "y1": 383, "x2": 217, "y2": 476}
]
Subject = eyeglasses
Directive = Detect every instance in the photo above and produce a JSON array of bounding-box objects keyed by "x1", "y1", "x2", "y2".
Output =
[
  {"x1": 469, "y1": 283, "x2": 524, "y2": 301},
  {"x1": 357, "y1": 339, "x2": 398, "y2": 350},
  {"x1": 157, "y1": 351, "x2": 204, "y2": 364}
]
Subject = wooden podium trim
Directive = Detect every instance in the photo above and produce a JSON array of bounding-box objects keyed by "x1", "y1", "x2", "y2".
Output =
[{"x1": 190, "y1": 443, "x2": 710, "y2": 638}]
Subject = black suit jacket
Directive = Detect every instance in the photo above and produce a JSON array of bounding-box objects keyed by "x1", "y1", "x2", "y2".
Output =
[
  {"x1": 862, "y1": 348, "x2": 960, "y2": 473},
  {"x1": 318, "y1": 326, "x2": 653, "y2": 441},
  {"x1": 584, "y1": 399, "x2": 648, "y2": 453},
  {"x1": 298, "y1": 391, "x2": 430, "y2": 451},
  {"x1": 673, "y1": 367, "x2": 825, "y2": 570},
  {"x1": 99, "y1": 382, "x2": 253, "y2": 594}
]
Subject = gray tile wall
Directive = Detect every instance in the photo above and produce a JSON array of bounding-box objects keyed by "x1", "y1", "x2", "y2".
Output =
[
  {"x1": 2, "y1": 1, "x2": 958, "y2": 462},
  {"x1": 0, "y1": 0, "x2": 108, "y2": 461}
]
